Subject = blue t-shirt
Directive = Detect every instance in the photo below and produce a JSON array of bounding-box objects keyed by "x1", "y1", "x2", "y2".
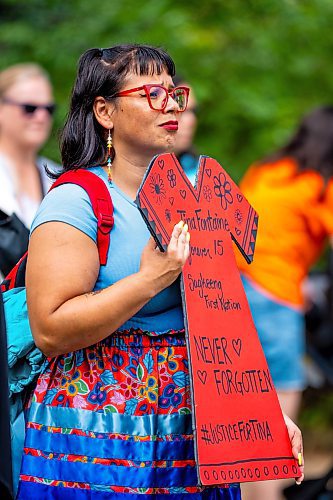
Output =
[
  {"x1": 178, "y1": 152, "x2": 198, "y2": 186},
  {"x1": 31, "y1": 166, "x2": 184, "y2": 333}
]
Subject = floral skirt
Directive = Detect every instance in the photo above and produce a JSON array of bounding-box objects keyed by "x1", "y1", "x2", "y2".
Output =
[{"x1": 17, "y1": 330, "x2": 241, "y2": 499}]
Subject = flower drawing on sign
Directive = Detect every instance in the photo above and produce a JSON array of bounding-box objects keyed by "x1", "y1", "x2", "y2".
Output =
[
  {"x1": 234, "y1": 209, "x2": 243, "y2": 225},
  {"x1": 166, "y1": 168, "x2": 177, "y2": 188},
  {"x1": 213, "y1": 172, "x2": 233, "y2": 210},
  {"x1": 203, "y1": 184, "x2": 212, "y2": 202},
  {"x1": 165, "y1": 208, "x2": 172, "y2": 223},
  {"x1": 149, "y1": 173, "x2": 166, "y2": 205}
]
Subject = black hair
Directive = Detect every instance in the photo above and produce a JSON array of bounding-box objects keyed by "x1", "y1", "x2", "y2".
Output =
[
  {"x1": 54, "y1": 44, "x2": 175, "y2": 176},
  {"x1": 173, "y1": 74, "x2": 187, "y2": 87},
  {"x1": 261, "y1": 106, "x2": 333, "y2": 181}
]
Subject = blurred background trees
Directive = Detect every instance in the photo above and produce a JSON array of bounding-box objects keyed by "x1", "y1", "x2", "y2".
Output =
[{"x1": 1, "y1": 0, "x2": 333, "y2": 180}]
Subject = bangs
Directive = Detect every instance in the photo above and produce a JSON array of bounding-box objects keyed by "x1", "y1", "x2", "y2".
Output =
[
  {"x1": 129, "y1": 46, "x2": 175, "y2": 77},
  {"x1": 101, "y1": 44, "x2": 175, "y2": 80}
]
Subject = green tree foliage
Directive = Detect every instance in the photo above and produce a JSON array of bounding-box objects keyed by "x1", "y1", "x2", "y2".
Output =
[{"x1": 1, "y1": 0, "x2": 333, "y2": 179}]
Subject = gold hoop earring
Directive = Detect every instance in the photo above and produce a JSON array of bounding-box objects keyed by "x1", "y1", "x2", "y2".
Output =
[{"x1": 107, "y1": 129, "x2": 112, "y2": 184}]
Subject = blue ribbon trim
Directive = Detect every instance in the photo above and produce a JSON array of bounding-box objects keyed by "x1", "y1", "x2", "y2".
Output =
[
  {"x1": 18, "y1": 480, "x2": 241, "y2": 499},
  {"x1": 28, "y1": 402, "x2": 193, "y2": 436},
  {"x1": 25, "y1": 427, "x2": 195, "y2": 461},
  {"x1": 20, "y1": 454, "x2": 198, "y2": 487}
]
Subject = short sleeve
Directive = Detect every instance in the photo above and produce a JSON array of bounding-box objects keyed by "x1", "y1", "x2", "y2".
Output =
[{"x1": 30, "y1": 183, "x2": 98, "y2": 243}]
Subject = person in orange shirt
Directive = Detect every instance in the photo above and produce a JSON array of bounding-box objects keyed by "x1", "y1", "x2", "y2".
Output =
[{"x1": 238, "y1": 106, "x2": 333, "y2": 500}]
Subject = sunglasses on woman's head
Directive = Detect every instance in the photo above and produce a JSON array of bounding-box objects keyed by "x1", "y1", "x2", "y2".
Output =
[{"x1": 1, "y1": 97, "x2": 56, "y2": 116}]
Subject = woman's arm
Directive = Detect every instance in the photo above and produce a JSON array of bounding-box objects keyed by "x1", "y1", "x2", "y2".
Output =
[{"x1": 27, "y1": 221, "x2": 189, "y2": 357}]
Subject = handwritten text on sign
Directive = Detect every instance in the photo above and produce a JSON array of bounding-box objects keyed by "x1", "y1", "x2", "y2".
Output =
[{"x1": 136, "y1": 154, "x2": 300, "y2": 485}]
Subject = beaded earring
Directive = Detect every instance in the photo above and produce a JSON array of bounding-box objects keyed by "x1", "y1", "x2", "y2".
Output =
[{"x1": 107, "y1": 129, "x2": 112, "y2": 184}]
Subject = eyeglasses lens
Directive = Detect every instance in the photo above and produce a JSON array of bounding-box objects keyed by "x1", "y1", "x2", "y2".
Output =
[
  {"x1": 147, "y1": 87, "x2": 167, "y2": 111},
  {"x1": 23, "y1": 103, "x2": 55, "y2": 116},
  {"x1": 146, "y1": 86, "x2": 188, "y2": 111},
  {"x1": 172, "y1": 88, "x2": 187, "y2": 111}
]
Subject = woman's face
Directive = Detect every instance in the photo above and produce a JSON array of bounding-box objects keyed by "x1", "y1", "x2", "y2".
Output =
[
  {"x1": 174, "y1": 84, "x2": 197, "y2": 154},
  {"x1": 110, "y1": 70, "x2": 181, "y2": 160},
  {"x1": 0, "y1": 76, "x2": 54, "y2": 151}
]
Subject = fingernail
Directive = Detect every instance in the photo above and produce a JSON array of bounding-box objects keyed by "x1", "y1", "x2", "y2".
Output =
[
  {"x1": 295, "y1": 480, "x2": 301, "y2": 486},
  {"x1": 177, "y1": 220, "x2": 184, "y2": 228},
  {"x1": 186, "y1": 232, "x2": 191, "y2": 242},
  {"x1": 298, "y1": 452, "x2": 302, "y2": 466},
  {"x1": 183, "y1": 223, "x2": 188, "y2": 232}
]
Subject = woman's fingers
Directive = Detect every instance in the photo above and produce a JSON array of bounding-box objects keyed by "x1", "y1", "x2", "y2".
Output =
[
  {"x1": 169, "y1": 221, "x2": 190, "y2": 264},
  {"x1": 283, "y1": 413, "x2": 305, "y2": 484},
  {"x1": 184, "y1": 232, "x2": 191, "y2": 261},
  {"x1": 169, "y1": 220, "x2": 184, "y2": 252}
]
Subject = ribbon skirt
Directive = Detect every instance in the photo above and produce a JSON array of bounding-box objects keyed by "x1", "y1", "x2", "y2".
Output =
[{"x1": 17, "y1": 330, "x2": 241, "y2": 499}]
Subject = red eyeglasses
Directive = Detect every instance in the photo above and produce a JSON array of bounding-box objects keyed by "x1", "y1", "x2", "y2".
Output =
[{"x1": 114, "y1": 84, "x2": 190, "y2": 112}]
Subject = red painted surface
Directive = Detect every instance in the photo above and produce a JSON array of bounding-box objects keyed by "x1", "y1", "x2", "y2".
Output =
[{"x1": 137, "y1": 153, "x2": 300, "y2": 485}]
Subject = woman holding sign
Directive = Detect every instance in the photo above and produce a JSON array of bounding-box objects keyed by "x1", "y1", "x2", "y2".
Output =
[{"x1": 17, "y1": 44, "x2": 303, "y2": 498}]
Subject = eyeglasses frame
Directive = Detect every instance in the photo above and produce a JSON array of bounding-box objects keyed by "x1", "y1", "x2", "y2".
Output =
[
  {"x1": 113, "y1": 84, "x2": 190, "y2": 112},
  {"x1": 1, "y1": 97, "x2": 56, "y2": 116}
]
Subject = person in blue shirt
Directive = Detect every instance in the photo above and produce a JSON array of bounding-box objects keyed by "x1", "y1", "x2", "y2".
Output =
[{"x1": 17, "y1": 44, "x2": 303, "y2": 499}]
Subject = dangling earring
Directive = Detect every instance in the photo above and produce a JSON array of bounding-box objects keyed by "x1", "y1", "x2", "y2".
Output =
[{"x1": 107, "y1": 129, "x2": 112, "y2": 184}]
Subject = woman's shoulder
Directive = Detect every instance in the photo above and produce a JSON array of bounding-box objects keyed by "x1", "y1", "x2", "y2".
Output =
[
  {"x1": 31, "y1": 179, "x2": 99, "y2": 243},
  {"x1": 241, "y1": 157, "x2": 323, "y2": 190}
]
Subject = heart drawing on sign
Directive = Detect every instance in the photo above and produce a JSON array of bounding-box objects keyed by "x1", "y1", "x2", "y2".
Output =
[
  {"x1": 180, "y1": 189, "x2": 186, "y2": 199},
  {"x1": 169, "y1": 197, "x2": 174, "y2": 206},
  {"x1": 235, "y1": 227, "x2": 242, "y2": 237},
  {"x1": 206, "y1": 168, "x2": 212, "y2": 178},
  {"x1": 197, "y1": 370, "x2": 207, "y2": 385},
  {"x1": 237, "y1": 193, "x2": 243, "y2": 203},
  {"x1": 232, "y1": 338, "x2": 242, "y2": 357},
  {"x1": 158, "y1": 159, "x2": 165, "y2": 170}
]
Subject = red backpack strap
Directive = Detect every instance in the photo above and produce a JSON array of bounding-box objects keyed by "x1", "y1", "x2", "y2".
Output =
[
  {"x1": 1, "y1": 252, "x2": 28, "y2": 292},
  {"x1": 50, "y1": 170, "x2": 114, "y2": 266}
]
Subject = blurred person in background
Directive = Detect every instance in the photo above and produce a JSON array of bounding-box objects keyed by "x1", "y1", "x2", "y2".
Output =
[
  {"x1": 0, "y1": 63, "x2": 57, "y2": 278},
  {"x1": 173, "y1": 75, "x2": 199, "y2": 185},
  {"x1": 238, "y1": 106, "x2": 333, "y2": 500}
]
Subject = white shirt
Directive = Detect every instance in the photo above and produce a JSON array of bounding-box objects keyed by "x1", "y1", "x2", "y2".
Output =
[{"x1": 0, "y1": 154, "x2": 58, "y2": 228}]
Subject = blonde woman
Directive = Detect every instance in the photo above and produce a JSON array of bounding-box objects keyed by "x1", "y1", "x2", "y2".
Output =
[{"x1": 0, "y1": 63, "x2": 57, "y2": 276}]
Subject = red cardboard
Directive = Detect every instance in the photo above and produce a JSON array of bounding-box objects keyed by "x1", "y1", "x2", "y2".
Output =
[{"x1": 136, "y1": 153, "x2": 301, "y2": 485}]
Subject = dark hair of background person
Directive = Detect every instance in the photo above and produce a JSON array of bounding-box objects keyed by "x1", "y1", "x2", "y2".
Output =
[
  {"x1": 261, "y1": 105, "x2": 333, "y2": 182},
  {"x1": 55, "y1": 44, "x2": 175, "y2": 177},
  {"x1": 173, "y1": 74, "x2": 186, "y2": 87},
  {"x1": 172, "y1": 73, "x2": 198, "y2": 157}
]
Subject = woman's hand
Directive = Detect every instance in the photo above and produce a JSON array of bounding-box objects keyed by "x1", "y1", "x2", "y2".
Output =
[
  {"x1": 283, "y1": 413, "x2": 304, "y2": 485},
  {"x1": 139, "y1": 221, "x2": 190, "y2": 295}
]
